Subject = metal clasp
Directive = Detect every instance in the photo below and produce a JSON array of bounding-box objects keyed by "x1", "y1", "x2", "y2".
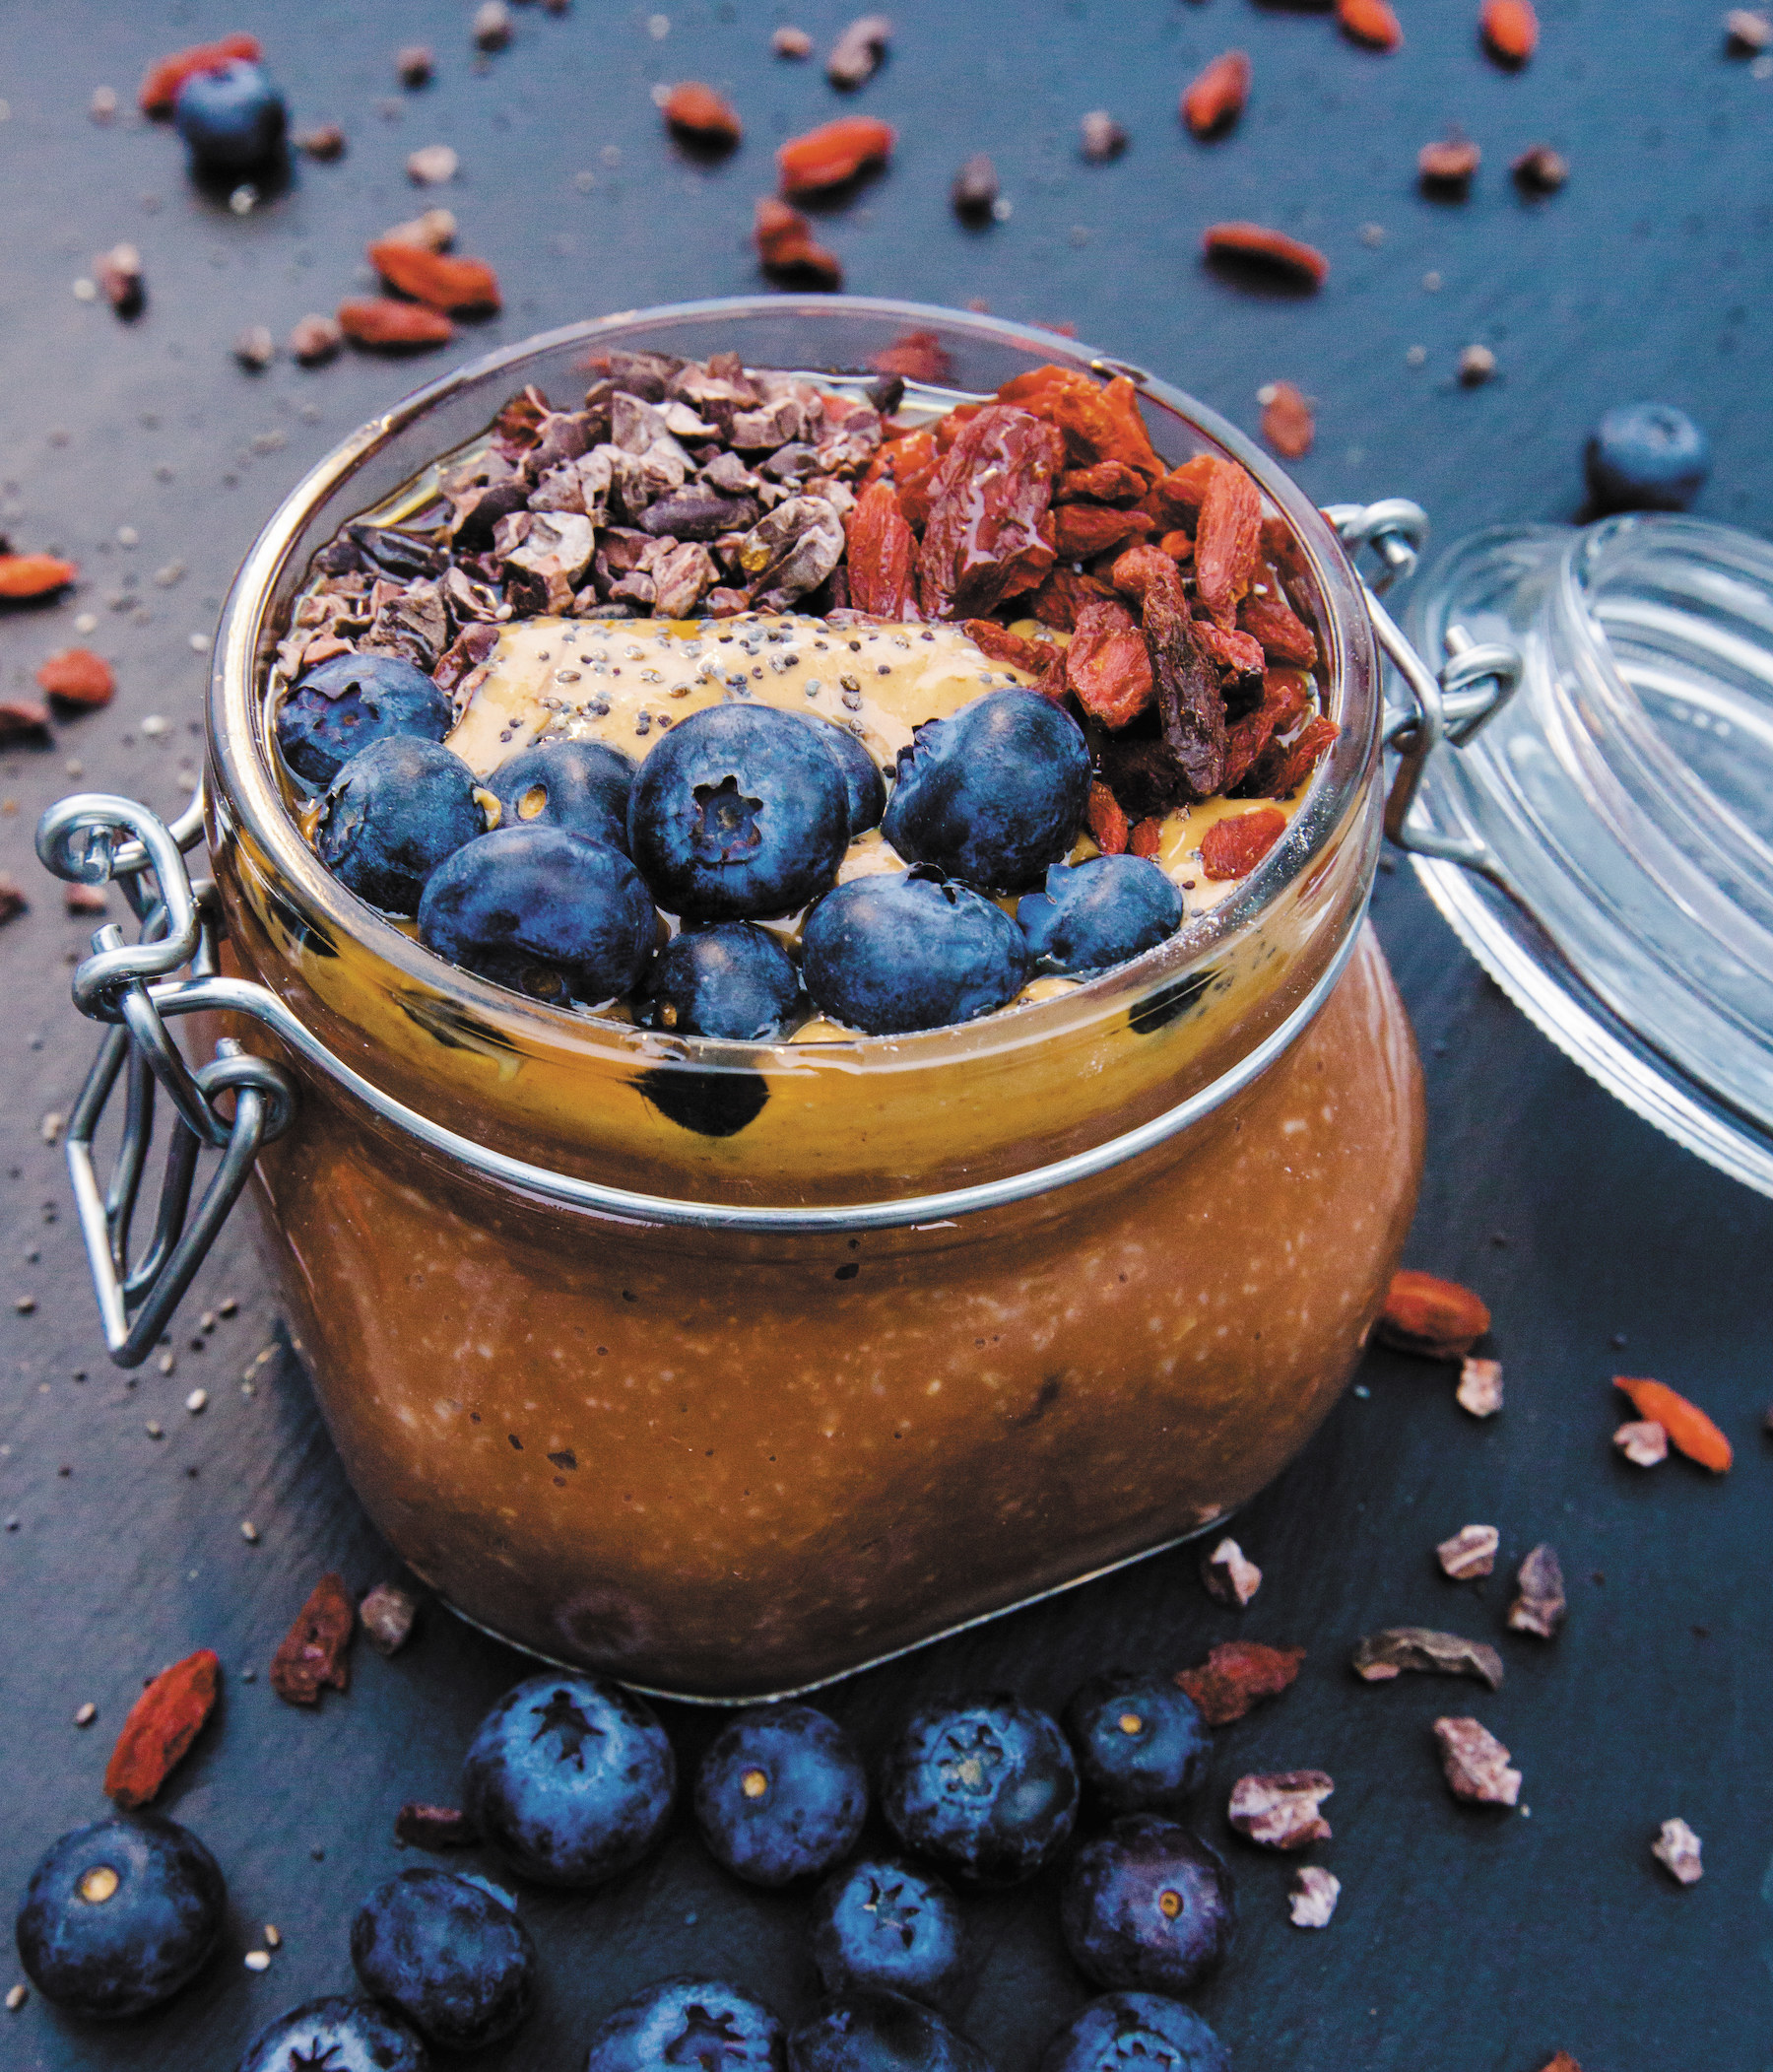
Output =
[{"x1": 36, "y1": 789, "x2": 296, "y2": 1367}]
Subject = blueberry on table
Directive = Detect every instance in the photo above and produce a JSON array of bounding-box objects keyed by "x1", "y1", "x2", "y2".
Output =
[
  {"x1": 627, "y1": 702, "x2": 851, "y2": 920},
  {"x1": 417, "y1": 825, "x2": 658, "y2": 1007},
  {"x1": 1063, "y1": 1673, "x2": 1212, "y2": 1816},
  {"x1": 1018, "y1": 858, "x2": 1184, "y2": 976},
  {"x1": 585, "y1": 1976, "x2": 786, "y2": 2072},
  {"x1": 488, "y1": 738, "x2": 637, "y2": 854},
  {"x1": 461, "y1": 1671, "x2": 676, "y2": 1888},
  {"x1": 880, "y1": 1693, "x2": 1079, "y2": 1887},
  {"x1": 694, "y1": 1703, "x2": 868, "y2": 1887},
  {"x1": 173, "y1": 59, "x2": 288, "y2": 175},
  {"x1": 1586, "y1": 402, "x2": 1711, "y2": 511},
  {"x1": 238, "y1": 1995, "x2": 429, "y2": 2072},
  {"x1": 788, "y1": 1988, "x2": 991, "y2": 2072},
  {"x1": 14, "y1": 1812, "x2": 225, "y2": 2019},
  {"x1": 802, "y1": 715, "x2": 887, "y2": 835},
  {"x1": 350, "y1": 1867, "x2": 533, "y2": 2052},
  {"x1": 315, "y1": 736, "x2": 486, "y2": 915},
  {"x1": 810, "y1": 1856, "x2": 970, "y2": 2010},
  {"x1": 276, "y1": 650, "x2": 453, "y2": 788},
  {"x1": 1039, "y1": 1992, "x2": 1228, "y2": 2072},
  {"x1": 882, "y1": 690, "x2": 1091, "y2": 891},
  {"x1": 638, "y1": 923, "x2": 804, "y2": 1041},
  {"x1": 1060, "y1": 1816, "x2": 1235, "y2": 1994},
  {"x1": 801, "y1": 870, "x2": 1031, "y2": 1035}
]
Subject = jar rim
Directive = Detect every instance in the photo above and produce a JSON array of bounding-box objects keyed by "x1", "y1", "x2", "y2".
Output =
[{"x1": 209, "y1": 295, "x2": 1379, "y2": 1073}]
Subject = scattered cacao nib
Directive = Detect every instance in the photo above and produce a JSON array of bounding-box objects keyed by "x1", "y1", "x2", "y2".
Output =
[
  {"x1": 1259, "y1": 381, "x2": 1314, "y2": 461},
  {"x1": 826, "y1": 14, "x2": 891, "y2": 89},
  {"x1": 1351, "y1": 1627, "x2": 1504, "y2": 1692},
  {"x1": 1080, "y1": 109, "x2": 1128, "y2": 162},
  {"x1": 1288, "y1": 1864, "x2": 1340, "y2": 1928},
  {"x1": 434, "y1": 621, "x2": 503, "y2": 697},
  {"x1": 1418, "y1": 135, "x2": 1481, "y2": 190},
  {"x1": 93, "y1": 243, "x2": 144, "y2": 317},
  {"x1": 1376, "y1": 1270, "x2": 1490, "y2": 1361},
  {"x1": 234, "y1": 323, "x2": 275, "y2": 370},
  {"x1": 1726, "y1": 7, "x2": 1773, "y2": 51},
  {"x1": 1436, "y1": 1523, "x2": 1499, "y2": 1579},
  {"x1": 297, "y1": 122, "x2": 347, "y2": 162},
  {"x1": 754, "y1": 199, "x2": 843, "y2": 290},
  {"x1": 290, "y1": 313, "x2": 344, "y2": 366},
  {"x1": 772, "y1": 24, "x2": 815, "y2": 58},
  {"x1": 1200, "y1": 1537, "x2": 1262, "y2": 1608},
  {"x1": 1651, "y1": 1817, "x2": 1703, "y2": 1886},
  {"x1": 0, "y1": 698, "x2": 52, "y2": 744},
  {"x1": 407, "y1": 142, "x2": 460, "y2": 185},
  {"x1": 952, "y1": 154, "x2": 999, "y2": 221},
  {"x1": 1227, "y1": 1770, "x2": 1333, "y2": 1850},
  {"x1": 65, "y1": 882, "x2": 107, "y2": 915},
  {"x1": 1457, "y1": 1355, "x2": 1504, "y2": 1417},
  {"x1": 397, "y1": 43, "x2": 435, "y2": 87},
  {"x1": 1512, "y1": 142, "x2": 1568, "y2": 191},
  {"x1": 473, "y1": 0, "x2": 512, "y2": 52},
  {"x1": 1433, "y1": 1715, "x2": 1521, "y2": 1806},
  {"x1": 37, "y1": 649, "x2": 115, "y2": 709},
  {"x1": 916, "y1": 407, "x2": 1060, "y2": 619},
  {"x1": 1459, "y1": 344, "x2": 1498, "y2": 386},
  {"x1": 396, "y1": 1802, "x2": 481, "y2": 1850},
  {"x1": 1613, "y1": 1418, "x2": 1669, "y2": 1467},
  {"x1": 0, "y1": 876, "x2": 26, "y2": 925},
  {"x1": 270, "y1": 1571, "x2": 356, "y2": 1705},
  {"x1": 381, "y1": 206, "x2": 457, "y2": 252},
  {"x1": 103, "y1": 1649, "x2": 221, "y2": 1809},
  {"x1": 1175, "y1": 1640, "x2": 1305, "y2": 1726},
  {"x1": 662, "y1": 82, "x2": 742, "y2": 147},
  {"x1": 359, "y1": 1582, "x2": 419, "y2": 1656},
  {"x1": 1507, "y1": 1542, "x2": 1566, "y2": 1638}
]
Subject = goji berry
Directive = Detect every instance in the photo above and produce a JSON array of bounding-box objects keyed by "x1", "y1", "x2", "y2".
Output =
[
  {"x1": 1203, "y1": 222, "x2": 1330, "y2": 289},
  {"x1": 1337, "y1": 0, "x2": 1404, "y2": 50},
  {"x1": 1200, "y1": 804, "x2": 1287, "y2": 880},
  {"x1": 916, "y1": 407, "x2": 1061, "y2": 619},
  {"x1": 337, "y1": 298, "x2": 453, "y2": 349},
  {"x1": 754, "y1": 198, "x2": 842, "y2": 289},
  {"x1": 1025, "y1": 566, "x2": 1114, "y2": 631},
  {"x1": 35, "y1": 648, "x2": 114, "y2": 707},
  {"x1": 104, "y1": 1649, "x2": 221, "y2": 1809},
  {"x1": 1239, "y1": 588, "x2": 1318, "y2": 668},
  {"x1": 961, "y1": 620, "x2": 1052, "y2": 675},
  {"x1": 661, "y1": 81, "x2": 742, "y2": 146},
  {"x1": 1480, "y1": 0, "x2": 1539, "y2": 63},
  {"x1": 1086, "y1": 780, "x2": 1130, "y2": 856},
  {"x1": 1066, "y1": 599, "x2": 1153, "y2": 728},
  {"x1": 869, "y1": 330, "x2": 952, "y2": 383},
  {"x1": 846, "y1": 481, "x2": 918, "y2": 617},
  {"x1": 139, "y1": 33, "x2": 260, "y2": 115},
  {"x1": 1057, "y1": 460, "x2": 1148, "y2": 504},
  {"x1": 1129, "y1": 817, "x2": 1165, "y2": 859},
  {"x1": 1613, "y1": 1377, "x2": 1733, "y2": 1473},
  {"x1": 1176, "y1": 1640, "x2": 1305, "y2": 1726},
  {"x1": 1052, "y1": 503, "x2": 1152, "y2": 560},
  {"x1": 1260, "y1": 381, "x2": 1315, "y2": 461},
  {"x1": 367, "y1": 241, "x2": 500, "y2": 312},
  {"x1": 1193, "y1": 460, "x2": 1264, "y2": 622},
  {"x1": 1375, "y1": 1270, "x2": 1490, "y2": 1359},
  {"x1": 270, "y1": 1572, "x2": 356, "y2": 1705},
  {"x1": 777, "y1": 114, "x2": 894, "y2": 194},
  {"x1": 1182, "y1": 50, "x2": 1252, "y2": 137},
  {"x1": 0, "y1": 554, "x2": 79, "y2": 600}
]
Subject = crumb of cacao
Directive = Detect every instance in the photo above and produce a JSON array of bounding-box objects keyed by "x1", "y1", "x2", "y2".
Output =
[
  {"x1": 1507, "y1": 1542, "x2": 1566, "y2": 1638},
  {"x1": 1512, "y1": 143, "x2": 1568, "y2": 191},
  {"x1": 395, "y1": 1802, "x2": 481, "y2": 1850},
  {"x1": 359, "y1": 1581, "x2": 419, "y2": 1656},
  {"x1": 952, "y1": 154, "x2": 1000, "y2": 221},
  {"x1": 407, "y1": 143, "x2": 460, "y2": 185},
  {"x1": 1436, "y1": 1522, "x2": 1499, "y2": 1579},
  {"x1": 1459, "y1": 343, "x2": 1498, "y2": 385},
  {"x1": 1199, "y1": 1536, "x2": 1262, "y2": 1608},
  {"x1": 289, "y1": 314, "x2": 343, "y2": 366},
  {"x1": 1651, "y1": 1816, "x2": 1702, "y2": 1885},
  {"x1": 771, "y1": 25, "x2": 814, "y2": 58},
  {"x1": 1351, "y1": 1626, "x2": 1504, "y2": 1691},
  {"x1": 233, "y1": 325, "x2": 275, "y2": 371},
  {"x1": 473, "y1": 1, "x2": 511, "y2": 52},
  {"x1": 1228, "y1": 1770, "x2": 1334, "y2": 1850},
  {"x1": 1613, "y1": 1418, "x2": 1668, "y2": 1466},
  {"x1": 1456, "y1": 1356, "x2": 1503, "y2": 1417},
  {"x1": 1433, "y1": 1715, "x2": 1521, "y2": 1806},
  {"x1": 398, "y1": 43, "x2": 435, "y2": 87},
  {"x1": 826, "y1": 14, "x2": 890, "y2": 89},
  {"x1": 1080, "y1": 109, "x2": 1128, "y2": 162},
  {"x1": 1287, "y1": 1864, "x2": 1340, "y2": 1928},
  {"x1": 1726, "y1": 9, "x2": 1772, "y2": 53}
]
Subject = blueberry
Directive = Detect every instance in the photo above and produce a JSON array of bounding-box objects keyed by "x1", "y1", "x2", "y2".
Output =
[
  {"x1": 880, "y1": 1694, "x2": 1079, "y2": 1888},
  {"x1": 461, "y1": 1672, "x2": 676, "y2": 1888},
  {"x1": 1062, "y1": 1674, "x2": 1211, "y2": 1816},
  {"x1": 315, "y1": 736, "x2": 486, "y2": 916},
  {"x1": 14, "y1": 1813, "x2": 225, "y2": 2020},
  {"x1": 585, "y1": 1976, "x2": 786, "y2": 2072},
  {"x1": 1039, "y1": 1993, "x2": 1228, "y2": 2072},
  {"x1": 488, "y1": 738, "x2": 636, "y2": 854},
  {"x1": 238, "y1": 1995, "x2": 429, "y2": 2072},
  {"x1": 694, "y1": 1703, "x2": 868, "y2": 1888},
  {"x1": 173, "y1": 59, "x2": 288, "y2": 175},
  {"x1": 417, "y1": 825, "x2": 658, "y2": 1007},
  {"x1": 1018, "y1": 858, "x2": 1183, "y2": 977},
  {"x1": 802, "y1": 717, "x2": 887, "y2": 835},
  {"x1": 802, "y1": 870, "x2": 1030, "y2": 1036},
  {"x1": 788, "y1": 1989, "x2": 991, "y2": 2072},
  {"x1": 882, "y1": 690, "x2": 1091, "y2": 891},
  {"x1": 810, "y1": 1857, "x2": 970, "y2": 2010},
  {"x1": 1060, "y1": 1816, "x2": 1234, "y2": 1995},
  {"x1": 627, "y1": 703, "x2": 851, "y2": 921},
  {"x1": 350, "y1": 1868, "x2": 533, "y2": 2052},
  {"x1": 1586, "y1": 402, "x2": 1710, "y2": 512},
  {"x1": 638, "y1": 923, "x2": 804, "y2": 1041},
  {"x1": 277, "y1": 651, "x2": 453, "y2": 788}
]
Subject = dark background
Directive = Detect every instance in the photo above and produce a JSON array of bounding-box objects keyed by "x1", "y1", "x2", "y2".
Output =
[{"x1": 1, "y1": 2, "x2": 1769, "y2": 2067}]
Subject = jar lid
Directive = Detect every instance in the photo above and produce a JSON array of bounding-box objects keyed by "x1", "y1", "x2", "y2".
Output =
[{"x1": 1404, "y1": 512, "x2": 1773, "y2": 1198}]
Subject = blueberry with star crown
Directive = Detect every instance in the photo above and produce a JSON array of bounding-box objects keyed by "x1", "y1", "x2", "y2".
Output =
[
  {"x1": 461, "y1": 1672, "x2": 677, "y2": 1888},
  {"x1": 237, "y1": 1994, "x2": 429, "y2": 2072},
  {"x1": 880, "y1": 1694, "x2": 1079, "y2": 1887},
  {"x1": 585, "y1": 1976, "x2": 786, "y2": 2072},
  {"x1": 810, "y1": 1857, "x2": 971, "y2": 2010}
]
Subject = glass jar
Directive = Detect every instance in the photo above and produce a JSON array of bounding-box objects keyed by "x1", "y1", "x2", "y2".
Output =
[{"x1": 38, "y1": 299, "x2": 1423, "y2": 1700}]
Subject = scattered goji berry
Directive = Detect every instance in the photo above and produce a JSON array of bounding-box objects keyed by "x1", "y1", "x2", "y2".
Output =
[
  {"x1": 0, "y1": 554, "x2": 79, "y2": 600},
  {"x1": 1145, "y1": 455, "x2": 1218, "y2": 528},
  {"x1": 1221, "y1": 705, "x2": 1278, "y2": 791},
  {"x1": 1480, "y1": 0, "x2": 1539, "y2": 62},
  {"x1": 1337, "y1": 0, "x2": 1404, "y2": 49},
  {"x1": 1181, "y1": 50, "x2": 1252, "y2": 137},
  {"x1": 1239, "y1": 588, "x2": 1318, "y2": 668},
  {"x1": 1200, "y1": 804, "x2": 1287, "y2": 880},
  {"x1": 777, "y1": 114, "x2": 894, "y2": 194},
  {"x1": 1261, "y1": 667, "x2": 1314, "y2": 733},
  {"x1": 35, "y1": 648, "x2": 114, "y2": 708},
  {"x1": 1194, "y1": 459, "x2": 1264, "y2": 622},
  {"x1": 270, "y1": 1571, "x2": 356, "y2": 1705},
  {"x1": 1613, "y1": 1376, "x2": 1733, "y2": 1474},
  {"x1": 1156, "y1": 529, "x2": 1194, "y2": 563},
  {"x1": 661, "y1": 81, "x2": 743, "y2": 146},
  {"x1": 1192, "y1": 618, "x2": 1266, "y2": 681},
  {"x1": 754, "y1": 198, "x2": 842, "y2": 289},
  {"x1": 1025, "y1": 566, "x2": 1114, "y2": 631},
  {"x1": 1086, "y1": 780, "x2": 1130, "y2": 856},
  {"x1": 104, "y1": 1649, "x2": 221, "y2": 1808},
  {"x1": 337, "y1": 298, "x2": 454, "y2": 349},
  {"x1": 1260, "y1": 381, "x2": 1315, "y2": 461},
  {"x1": 1176, "y1": 1640, "x2": 1305, "y2": 1726},
  {"x1": 1052, "y1": 503, "x2": 1153, "y2": 560},
  {"x1": 916, "y1": 407, "x2": 1062, "y2": 619},
  {"x1": 961, "y1": 619, "x2": 1051, "y2": 675},
  {"x1": 1269, "y1": 713, "x2": 1338, "y2": 794},
  {"x1": 1066, "y1": 599, "x2": 1152, "y2": 728},
  {"x1": 139, "y1": 32, "x2": 260, "y2": 115},
  {"x1": 845, "y1": 480, "x2": 919, "y2": 617},
  {"x1": 870, "y1": 331, "x2": 952, "y2": 383},
  {"x1": 1203, "y1": 222, "x2": 1330, "y2": 289},
  {"x1": 1375, "y1": 1270, "x2": 1491, "y2": 1360},
  {"x1": 1129, "y1": 817, "x2": 1164, "y2": 859},
  {"x1": 367, "y1": 240, "x2": 500, "y2": 312},
  {"x1": 1095, "y1": 376, "x2": 1165, "y2": 483}
]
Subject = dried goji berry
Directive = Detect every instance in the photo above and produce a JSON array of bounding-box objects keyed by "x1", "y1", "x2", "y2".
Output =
[
  {"x1": 1144, "y1": 454, "x2": 1217, "y2": 528},
  {"x1": 661, "y1": 81, "x2": 743, "y2": 146},
  {"x1": 139, "y1": 32, "x2": 260, "y2": 115},
  {"x1": 1222, "y1": 705, "x2": 1278, "y2": 792},
  {"x1": 270, "y1": 1571, "x2": 356, "y2": 1705},
  {"x1": 846, "y1": 481, "x2": 918, "y2": 617},
  {"x1": 1025, "y1": 566, "x2": 1114, "y2": 631},
  {"x1": 1057, "y1": 460, "x2": 1148, "y2": 504},
  {"x1": 1066, "y1": 599, "x2": 1153, "y2": 728},
  {"x1": 1270, "y1": 713, "x2": 1338, "y2": 795},
  {"x1": 1613, "y1": 1377, "x2": 1733, "y2": 1473},
  {"x1": 754, "y1": 198, "x2": 842, "y2": 289},
  {"x1": 916, "y1": 407, "x2": 1062, "y2": 619},
  {"x1": 996, "y1": 366, "x2": 1160, "y2": 480},
  {"x1": 1200, "y1": 804, "x2": 1287, "y2": 880},
  {"x1": 104, "y1": 1649, "x2": 221, "y2": 1809},
  {"x1": 870, "y1": 330, "x2": 952, "y2": 383},
  {"x1": 777, "y1": 114, "x2": 895, "y2": 194},
  {"x1": 1337, "y1": 0, "x2": 1404, "y2": 49},
  {"x1": 962, "y1": 619, "x2": 1052, "y2": 675},
  {"x1": 1203, "y1": 222, "x2": 1330, "y2": 289},
  {"x1": 1106, "y1": 541, "x2": 1185, "y2": 606},
  {"x1": 1419, "y1": 136, "x2": 1481, "y2": 188},
  {"x1": 1260, "y1": 380, "x2": 1315, "y2": 460},
  {"x1": 934, "y1": 402, "x2": 984, "y2": 451},
  {"x1": 1157, "y1": 531, "x2": 1195, "y2": 563},
  {"x1": 1052, "y1": 503, "x2": 1153, "y2": 560},
  {"x1": 1096, "y1": 377, "x2": 1165, "y2": 483},
  {"x1": 368, "y1": 240, "x2": 500, "y2": 312},
  {"x1": 35, "y1": 648, "x2": 114, "y2": 707},
  {"x1": 1182, "y1": 49, "x2": 1252, "y2": 137},
  {"x1": 0, "y1": 554, "x2": 79, "y2": 600},
  {"x1": 1086, "y1": 780, "x2": 1130, "y2": 856},
  {"x1": 1375, "y1": 1270, "x2": 1491, "y2": 1359},
  {"x1": 1480, "y1": 0, "x2": 1539, "y2": 63},
  {"x1": 1192, "y1": 618, "x2": 1266, "y2": 682},
  {"x1": 1261, "y1": 666, "x2": 1314, "y2": 732},
  {"x1": 1129, "y1": 817, "x2": 1165, "y2": 859},
  {"x1": 1194, "y1": 460, "x2": 1264, "y2": 622},
  {"x1": 1239, "y1": 586, "x2": 1318, "y2": 668},
  {"x1": 1176, "y1": 1640, "x2": 1305, "y2": 1726},
  {"x1": 337, "y1": 298, "x2": 453, "y2": 349}
]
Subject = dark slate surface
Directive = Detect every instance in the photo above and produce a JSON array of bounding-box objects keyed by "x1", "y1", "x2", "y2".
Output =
[{"x1": 1, "y1": 3, "x2": 1769, "y2": 2067}]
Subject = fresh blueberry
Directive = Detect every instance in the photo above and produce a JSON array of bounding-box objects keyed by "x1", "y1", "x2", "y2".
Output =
[
  {"x1": 173, "y1": 59, "x2": 288, "y2": 175},
  {"x1": 788, "y1": 1988, "x2": 991, "y2": 2072},
  {"x1": 417, "y1": 825, "x2": 658, "y2": 1007},
  {"x1": 461, "y1": 1672, "x2": 676, "y2": 1888},
  {"x1": 880, "y1": 1694, "x2": 1079, "y2": 1888},
  {"x1": 1018, "y1": 858, "x2": 1183, "y2": 977},
  {"x1": 488, "y1": 739, "x2": 636, "y2": 854},
  {"x1": 802, "y1": 717, "x2": 887, "y2": 835},
  {"x1": 882, "y1": 690, "x2": 1091, "y2": 891},
  {"x1": 627, "y1": 703, "x2": 851, "y2": 921},
  {"x1": 1060, "y1": 1816, "x2": 1234, "y2": 1995},
  {"x1": 238, "y1": 1995, "x2": 429, "y2": 2072},
  {"x1": 585, "y1": 1976, "x2": 786, "y2": 2072},
  {"x1": 802, "y1": 870, "x2": 1030, "y2": 1036},
  {"x1": 1062, "y1": 1674, "x2": 1212, "y2": 1816},
  {"x1": 694, "y1": 1703, "x2": 868, "y2": 1888},
  {"x1": 277, "y1": 650, "x2": 453, "y2": 788},
  {"x1": 810, "y1": 1857, "x2": 970, "y2": 2010},
  {"x1": 1586, "y1": 402, "x2": 1711, "y2": 512},
  {"x1": 350, "y1": 1868, "x2": 533, "y2": 2052},
  {"x1": 315, "y1": 736, "x2": 486, "y2": 916},
  {"x1": 14, "y1": 1813, "x2": 225, "y2": 2020},
  {"x1": 1039, "y1": 1993, "x2": 1228, "y2": 2072},
  {"x1": 638, "y1": 923, "x2": 804, "y2": 1041}
]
